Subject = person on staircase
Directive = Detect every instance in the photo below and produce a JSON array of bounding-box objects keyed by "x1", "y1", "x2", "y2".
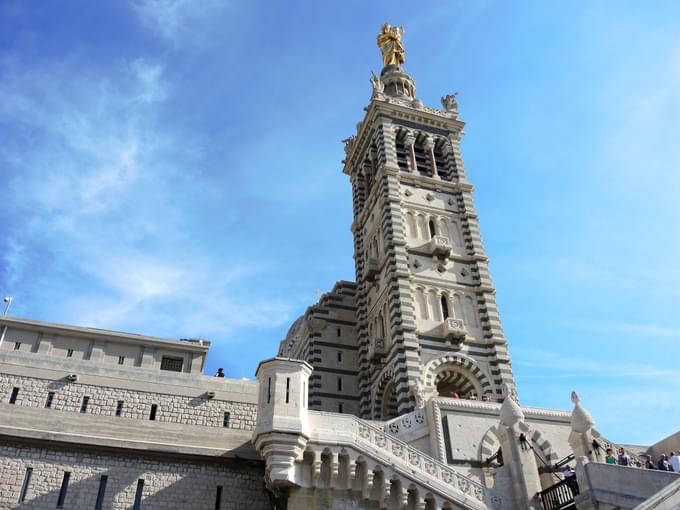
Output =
[
  {"x1": 605, "y1": 448, "x2": 617, "y2": 465},
  {"x1": 617, "y1": 447, "x2": 630, "y2": 466}
]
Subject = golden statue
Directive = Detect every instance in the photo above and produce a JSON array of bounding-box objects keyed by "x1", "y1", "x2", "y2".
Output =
[{"x1": 377, "y1": 23, "x2": 405, "y2": 67}]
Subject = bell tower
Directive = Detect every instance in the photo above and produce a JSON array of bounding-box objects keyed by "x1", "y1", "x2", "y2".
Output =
[{"x1": 343, "y1": 24, "x2": 517, "y2": 419}]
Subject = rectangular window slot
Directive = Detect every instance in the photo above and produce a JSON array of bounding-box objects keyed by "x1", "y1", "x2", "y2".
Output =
[
  {"x1": 267, "y1": 377, "x2": 271, "y2": 404},
  {"x1": 9, "y1": 387, "x2": 19, "y2": 404},
  {"x1": 337, "y1": 351, "x2": 342, "y2": 363},
  {"x1": 338, "y1": 402, "x2": 344, "y2": 413},
  {"x1": 160, "y1": 356, "x2": 183, "y2": 372},
  {"x1": 338, "y1": 377, "x2": 342, "y2": 391},
  {"x1": 95, "y1": 475, "x2": 108, "y2": 510},
  {"x1": 223, "y1": 412, "x2": 230, "y2": 428},
  {"x1": 118, "y1": 356, "x2": 125, "y2": 365},
  {"x1": 215, "y1": 485, "x2": 223, "y2": 510},
  {"x1": 337, "y1": 327, "x2": 341, "y2": 337},
  {"x1": 80, "y1": 396, "x2": 90, "y2": 413},
  {"x1": 14, "y1": 342, "x2": 21, "y2": 350},
  {"x1": 18, "y1": 467, "x2": 32, "y2": 503},
  {"x1": 285, "y1": 377, "x2": 290, "y2": 404},
  {"x1": 133, "y1": 479, "x2": 144, "y2": 510},
  {"x1": 115, "y1": 400, "x2": 124, "y2": 417},
  {"x1": 66, "y1": 348, "x2": 74, "y2": 358},
  {"x1": 45, "y1": 392, "x2": 55, "y2": 409},
  {"x1": 149, "y1": 404, "x2": 157, "y2": 421},
  {"x1": 56, "y1": 471, "x2": 70, "y2": 508}
]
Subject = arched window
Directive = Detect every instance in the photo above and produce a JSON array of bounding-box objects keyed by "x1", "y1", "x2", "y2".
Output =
[
  {"x1": 440, "y1": 295, "x2": 449, "y2": 319},
  {"x1": 438, "y1": 218, "x2": 450, "y2": 241},
  {"x1": 417, "y1": 215, "x2": 428, "y2": 239},
  {"x1": 406, "y1": 212, "x2": 417, "y2": 238},
  {"x1": 415, "y1": 288, "x2": 428, "y2": 319},
  {"x1": 453, "y1": 294, "x2": 464, "y2": 320},
  {"x1": 428, "y1": 220, "x2": 436, "y2": 239},
  {"x1": 464, "y1": 296, "x2": 479, "y2": 327},
  {"x1": 427, "y1": 291, "x2": 441, "y2": 321}
]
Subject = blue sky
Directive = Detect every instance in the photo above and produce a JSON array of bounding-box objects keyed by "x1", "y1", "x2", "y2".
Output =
[{"x1": 1, "y1": 1, "x2": 679, "y2": 445}]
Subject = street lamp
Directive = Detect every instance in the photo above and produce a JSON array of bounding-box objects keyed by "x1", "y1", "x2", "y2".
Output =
[
  {"x1": 0, "y1": 296, "x2": 13, "y2": 349},
  {"x1": 2, "y1": 296, "x2": 13, "y2": 316}
]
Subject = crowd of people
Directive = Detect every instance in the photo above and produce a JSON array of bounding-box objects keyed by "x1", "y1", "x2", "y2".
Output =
[{"x1": 604, "y1": 447, "x2": 680, "y2": 472}]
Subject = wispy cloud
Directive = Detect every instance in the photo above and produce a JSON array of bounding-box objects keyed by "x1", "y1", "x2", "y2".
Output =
[
  {"x1": 130, "y1": 0, "x2": 228, "y2": 45},
  {"x1": 0, "y1": 52, "x2": 293, "y2": 341}
]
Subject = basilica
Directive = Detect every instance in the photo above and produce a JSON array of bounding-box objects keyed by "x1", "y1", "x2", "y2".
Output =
[{"x1": 0, "y1": 25, "x2": 678, "y2": 510}]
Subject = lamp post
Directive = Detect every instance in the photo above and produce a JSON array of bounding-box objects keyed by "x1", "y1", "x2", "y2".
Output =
[{"x1": 0, "y1": 296, "x2": 13, "y2": 349}]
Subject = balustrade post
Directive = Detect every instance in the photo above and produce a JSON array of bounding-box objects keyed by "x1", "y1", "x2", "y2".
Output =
[
  {"x1": 312, "y1": 458, "x2": 322, "y2": 487},
  {"x1": 330, "y1": 452, "x2": 339, "y2": 488},
  {"x1": 364, "y1": 470, "x2": 374, "y2": 500},
  {"x1": 348, "y1": 461, "x2": 357, "y2": 491}
]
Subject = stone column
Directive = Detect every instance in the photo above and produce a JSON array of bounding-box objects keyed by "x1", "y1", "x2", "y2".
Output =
[
  {"x1": 404, "y1": 132, "x2": 417, "y2": 173},
  {"x1": 423, "y1": 136, "x2": 439, "y2": 179},
  {"x1": 497, "y1": 394, "x2": 543, "y2": 510}
]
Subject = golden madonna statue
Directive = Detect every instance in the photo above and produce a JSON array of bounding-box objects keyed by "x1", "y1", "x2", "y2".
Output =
[{"x1": 377, "y1": 23, "x2": 405, "y2": 67}]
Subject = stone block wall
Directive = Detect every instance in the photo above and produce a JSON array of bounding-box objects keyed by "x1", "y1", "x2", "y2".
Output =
[
  {"x1": 0, "y1": 374, "x2": 257, "y2": 430},
  {"x1": 0, "y1": 441, "x2": 272, "y2": 510}
]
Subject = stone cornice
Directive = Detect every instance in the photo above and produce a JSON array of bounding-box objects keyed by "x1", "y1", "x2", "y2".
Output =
[{"x1": 0, "y1": 316, "x2": 210, "y2": 351}]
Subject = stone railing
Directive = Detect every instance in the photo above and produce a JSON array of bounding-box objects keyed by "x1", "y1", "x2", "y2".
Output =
[
  {"x1": 382, "y1": 407, "x2": 428, "y2": 439},
  {"x1": 308, "y1": 411, "x2": 501, "y2": 510},
  {"x1": 383, "y1": 96, "x2": 452, "y2": 119}
]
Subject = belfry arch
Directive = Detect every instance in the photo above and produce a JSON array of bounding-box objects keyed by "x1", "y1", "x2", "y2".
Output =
[{"x1": 423, "y1": 354, "x2": 493, "y2": 399}]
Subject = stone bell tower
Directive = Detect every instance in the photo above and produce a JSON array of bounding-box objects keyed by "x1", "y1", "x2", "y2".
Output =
[{"x1": 342, "y1": 24, "x2": 517, "y2": 419}]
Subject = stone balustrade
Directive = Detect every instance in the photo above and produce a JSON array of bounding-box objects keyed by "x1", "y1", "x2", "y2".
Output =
[{"x1": 292, "y1": 411, "x2": 502, "y2": 510}]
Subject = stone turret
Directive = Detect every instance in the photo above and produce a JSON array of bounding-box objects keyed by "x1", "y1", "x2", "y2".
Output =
[{"x1": 252, "y1": 357, "x2": 313, "y2": 487}]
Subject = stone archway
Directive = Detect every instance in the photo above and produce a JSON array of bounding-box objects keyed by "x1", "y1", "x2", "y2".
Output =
[
  {"x1": 422, "y1": 354, "x2": 493, "y2": 399},
  {"x1": 380, "y1": 381, "x2": 398, "y2": 420},
  {"x1": 373, "y1": 366, "x2": 399, "y2": 420}
]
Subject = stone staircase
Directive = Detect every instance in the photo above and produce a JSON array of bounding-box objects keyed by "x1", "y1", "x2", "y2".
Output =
[
  {"x1": 300, "y1": 410, "x2": 502, "y2": 509},
  {"x1": 253, "y1": 357, "x2": 502, "y2": 510}
]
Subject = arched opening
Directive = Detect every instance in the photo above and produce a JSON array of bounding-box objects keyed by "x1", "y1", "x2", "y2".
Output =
[
  {"x1": 337, "y1": 450, "x2": 351, "y2": 489},
  {"x1": 319, "y1": 449, "x2": 332, "y2": 488},
  {"x1": 436, "y1": 368, "x2": 480, "y2": 399},
  {"x1": 428, "y1": 219, "x2": 436, "y2": 238},
  {"x1": 440, "y1": 295, "x2": 450, "y2": 320},
  {"x1": 381, "y1": 381, "x2": 399, "y2": 420},
  {"x1": 424, "y1": 494, "x2": 436, "y2": 510}
]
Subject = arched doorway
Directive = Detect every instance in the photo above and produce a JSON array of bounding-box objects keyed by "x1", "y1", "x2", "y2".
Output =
[{"x1": 381, "y1": 381, "x2": 398, "y2": 420}]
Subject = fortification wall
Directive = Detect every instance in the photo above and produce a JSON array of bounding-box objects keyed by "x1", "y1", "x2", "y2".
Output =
[
  {"x1": 0, "y1": 441, "x2": 272, "y2": 510},
  {"x1": 0, "y1": 372, "x2": 256, "y2": 430}
]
